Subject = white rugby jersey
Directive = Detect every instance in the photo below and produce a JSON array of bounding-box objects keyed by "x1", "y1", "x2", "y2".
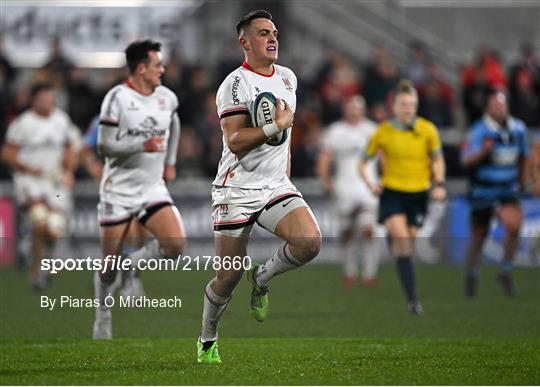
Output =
[
  {"x1": 98, "y1": 81, "x2": 180, "y2": 202},
  {"x1": 6, "y1": 108, "x2": 73, "y2": 181},
  {"x1": 213, "y1": 62, "x2": 297, "y2": 189},
  {"x1": 322, "y1": 119, "x2": 378, "y2": 198}
]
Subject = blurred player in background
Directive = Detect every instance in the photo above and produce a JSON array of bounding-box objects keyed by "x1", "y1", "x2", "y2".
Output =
[
  {"x1": 93, "y1": 40, "x2": 185, "y2": 339},
  {"x1": 197, "y1": 10, "x2": 321, "y2": 364},
  {"x1": 461, "y1": 90, "x2": 529, "y2": 297},
  {"x1": 359, "y1": 80, "x2": 446, "y2": 315},
  {"x1": 82, "y1": 115, "x2": 147, "y2": 298},
  {"x1": 1, "y1": 83, "x2": 77, "y2": 291},
  {"x1": 317, "y1": 95, "x2": 380, "y2": 288}
]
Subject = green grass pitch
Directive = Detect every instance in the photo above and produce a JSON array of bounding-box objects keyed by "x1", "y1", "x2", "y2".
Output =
[{"x1": 1, "y1": 264, "x2": 539, "y2": 385}]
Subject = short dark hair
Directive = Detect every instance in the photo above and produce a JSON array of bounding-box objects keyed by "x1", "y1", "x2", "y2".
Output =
[
  {"x1": 30, "y1": 83, "x2": 53, "y2": 100},
  {"x1": 125, "y1": 39, "x2": 161, "y2": 74},
  {"x1": 236, "y1": 10, "x2": 272, "y2": 35}
]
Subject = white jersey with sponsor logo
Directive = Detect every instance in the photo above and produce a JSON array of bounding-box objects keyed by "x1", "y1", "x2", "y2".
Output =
[
  {"x1": 98, "y1": 82, "x2": 178, "y2": 205},
  {"x1": 322, "y1": 119, "x2": 378, "y2": 204},
  {"x1": 213, "y1": 62, "x2": 297, "y2": 189}
]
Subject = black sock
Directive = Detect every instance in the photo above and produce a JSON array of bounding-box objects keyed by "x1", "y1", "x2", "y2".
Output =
[{"x1": 396, "y1": 256, "x2": 417, "y2": 303}]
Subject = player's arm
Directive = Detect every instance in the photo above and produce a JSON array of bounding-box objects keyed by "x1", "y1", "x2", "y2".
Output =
[
  {"x1": 287, "y1": 141, "x2": 291, "y2": 178},
  {"x1": 316, "y1": 148, "x2": 334, "y2": 194},
  {"x1": 0, "y1": 143, "x2": 41, "y2": 176},
  {"x1": 61, "y1": 142, "x2": 77, "y2": 188},
  {"x1": 462, "y1": 128, "x2": 493, "y2": 169},
  {"x1": 430, "y1": 152, "x2": 447, "y2": 200},
  {"x1": 531, "y1": 139, "x2": 540, "y2": 195},
  {"x1": 518, "y1": 130, "x2": 530, "y2": 192},
  {"x1": 98, "y1": 122, "x2": 164, "y2": 157},
  {"x1": 164, "y1": 113, "x2": 181, "y2": 183},
  {"x1": 222, "y1": 98, "x2": 293, "y2": 155},
  {"x1": 359, "y1": 131, "x2": 382, "y2": 195},
  {"x1": 80, "y1": 145, "x2": 103, "y2": 180},
  {"x1": 428, "y1": 124, "x2": 446, "y2": 200}
]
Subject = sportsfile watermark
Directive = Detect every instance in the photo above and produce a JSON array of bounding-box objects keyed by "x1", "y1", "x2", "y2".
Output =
[{"x1": 40, "y1": 255, "x2": 253, "y2": 274}]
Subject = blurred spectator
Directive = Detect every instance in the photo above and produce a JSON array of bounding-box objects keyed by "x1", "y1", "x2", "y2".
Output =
[
  {"x1": 66, "y1": 67, "x2": 97, "y2": 131},
  {"x1": 417, "y1": 63, "x2": 454, "y2": 128},
  {"x1": 42, "y1": 37, "x2": 74, "y2": 81},
  {"x1": 194, "y1": 92, "x2": 223, "y2": 177},
  {"x1": 162, "y1": 48, "x2": 188, "y2": 106},
  {"x1": 317, "y1": 53, "x2": 361, "y2": 124},
  {"x1": 290, "y1": 107, "x2": 323, "y2": 177},
  {"x1": 509, "y1": 68, "x2": 540, "y2": 127},
  {"x1": 363, "y1": 43, "x2": 400, "y2": 110},
  {"x1": 216, "y1": 40, "x2": 243, "y2": 86},
  {"x1": 0, "y1": 36, "x2": 16, "y2": 154},
  {"x1": 369, "y1": 102, "x2": 390, "y2": 124},
  {"x1": 178, "y1": 65, "x2": 211, "y2": 128},
  {"x1": 405, "y1": 40, "x2": 430, "y2": 85},
  {"x1": 509, "y1": 43, "x2": 540, "y2": 127}
]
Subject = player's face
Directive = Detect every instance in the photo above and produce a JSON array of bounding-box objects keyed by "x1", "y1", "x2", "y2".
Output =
[
  {"x1": 486, "y1": 92, "x2": 508, "y2": 124},
  {"x1": 142, "y1": 51, "x2": 165, "y2": 89},
  {"x1": 343, "y1": 97, "x2": 364, "y2": 122},
  {"x1": 244, "y1": 18, "x2": 278, "y2": 64},
  {"x1": 393, "y1": 93, "x2": 418, "y2": 124},
  {"x1": 33, "y1": 89, "x2": 55, "y2": 116}
]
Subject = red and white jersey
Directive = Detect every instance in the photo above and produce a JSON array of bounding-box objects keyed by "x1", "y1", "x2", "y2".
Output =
[
  {"x1": 322, "y1": 119, "x2": 378, "y2": 202},
  {"x1": 98, "y1": 81, "x2": 178, "y2": 205},
  {"x1": 213, "y1": 62, "x2": 297, "y2": 189}
]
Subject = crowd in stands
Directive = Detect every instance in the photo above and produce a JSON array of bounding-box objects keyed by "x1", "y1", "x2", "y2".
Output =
[{"x1": 1, "y1": 38, "x2": 539, "y2": 180}]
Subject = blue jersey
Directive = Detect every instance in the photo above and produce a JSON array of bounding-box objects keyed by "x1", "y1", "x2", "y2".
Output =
[
  {"x1": 462, "y1": 116, "x2": 528, "y2": 206},
  {"x1": 84, "y1": 115, "x2": 100, "y2": 152}
]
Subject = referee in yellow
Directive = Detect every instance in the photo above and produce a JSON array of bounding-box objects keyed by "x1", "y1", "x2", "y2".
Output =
[{"x1": 359, "y1": 80, "x2": 446, "y2": 314}]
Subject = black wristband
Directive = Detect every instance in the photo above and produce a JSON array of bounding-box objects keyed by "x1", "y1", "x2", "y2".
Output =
[{"x1": 434, "y1": 181, "x2": 445, "y2": 188}]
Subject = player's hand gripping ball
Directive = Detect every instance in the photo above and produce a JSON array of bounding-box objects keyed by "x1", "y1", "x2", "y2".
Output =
[{"x1": 251, "y1": 91, "x2": 288, "y2": 146}]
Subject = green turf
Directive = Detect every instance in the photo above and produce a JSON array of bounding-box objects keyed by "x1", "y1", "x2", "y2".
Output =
[{"x1": 1, "y1": 264, "x2": 539, "y2": 384}]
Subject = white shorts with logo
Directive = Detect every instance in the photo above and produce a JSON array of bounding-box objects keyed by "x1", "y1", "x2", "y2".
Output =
[
  {"x1": 14, "y1": 175, "x2": 64, "y2": 210},
  {"x1": 212, "y1": 181, "x2": 309, "y2": 237},
  {"x1": 98, "y1": 182, "x2": 174, "y2": 226}
]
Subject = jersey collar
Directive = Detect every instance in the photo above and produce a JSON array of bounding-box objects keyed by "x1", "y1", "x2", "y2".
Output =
[
  {"x1": 125, "y1": 79, "x2": 154, "y2": 96},
  {"x1": 390, "y1": 117, "x2": 417, "y2": 131},
  {"x1": 241, "y1": 61, "x2": 275, "y2": 77}
]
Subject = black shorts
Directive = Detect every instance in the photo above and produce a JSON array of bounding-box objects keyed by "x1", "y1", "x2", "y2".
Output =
[
  {"x1": 378, "y1": 188, "x2": 428, "y2": 228},
  {"x1": 470, "y1": 196, "x2": 520, "y2": 228}
]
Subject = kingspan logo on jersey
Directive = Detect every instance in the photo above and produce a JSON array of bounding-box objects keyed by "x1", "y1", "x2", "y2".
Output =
[{"x1": 116, "y1": 117, "x2": 166, "y2": 140}]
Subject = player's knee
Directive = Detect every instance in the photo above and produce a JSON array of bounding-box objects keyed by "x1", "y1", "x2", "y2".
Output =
[
  {"x1": 361, "y1": 226, "x2": 374, "y2": 239},
  {"x1": 160, "y1": 238, "x2": 186, "y2": 259},
  {"x1": 99, "y1": 269, "x2": 117, "y2": 285},
  {"x1": 28, "y1": 203, "x2": 48, "y2": 233},
  {"x1": 295, "y1": 234, "x2": 322, "y2": 261},
  {"x1": 505, "y1": 221, "x2": 521, "y2": 237},
  {"x1": 47, "y1": 212, "x2": 66, "y2": 239}
]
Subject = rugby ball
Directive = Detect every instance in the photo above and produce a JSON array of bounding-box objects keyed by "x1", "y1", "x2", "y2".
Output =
[{"x1": 251, "y1": 91, "x2": 288, "y2": 146}]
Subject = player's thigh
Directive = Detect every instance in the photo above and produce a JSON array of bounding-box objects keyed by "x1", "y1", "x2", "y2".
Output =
[
  {"x1": 100, "y1": 221, "x2": 132, "y2": 256},
  {"x1": 142, "y1": 205, "x2": 187, "y2": 254},
  {"x1": 496, "y1": 203, "x2": 522, "y2": 235},
  {"x1": 127, "y1": 219, "x2": 147, "y2": 247},
  {"x1": 274, "y1": 206, "x2": 321, "y2": 242},
  {"x1": 214, "y1": 234, "x2": 249, "y2": 293}
]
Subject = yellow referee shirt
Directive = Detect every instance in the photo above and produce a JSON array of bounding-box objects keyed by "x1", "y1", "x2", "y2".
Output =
[{"x1": 364, "y1": 117, "x2": 442, "y2": 192}]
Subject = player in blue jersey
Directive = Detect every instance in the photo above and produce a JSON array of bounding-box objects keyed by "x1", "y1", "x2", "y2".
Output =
[{"x1": 461, "y1": 90, "x2": 529, "y2": 298}]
